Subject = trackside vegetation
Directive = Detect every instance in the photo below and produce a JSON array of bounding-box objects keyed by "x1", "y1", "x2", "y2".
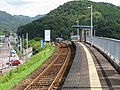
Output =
[{"x1": 0, "y1": 41, "x2": 55, "y2": 90}]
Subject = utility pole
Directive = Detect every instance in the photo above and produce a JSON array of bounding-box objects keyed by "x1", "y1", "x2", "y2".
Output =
[
  {"x1": 22, "y1": 34, "x2": 24, "y2": 48},
  {"x1": 76, "y1": 21, "x2": 80, "y2": 41},
  {"x1": 20, "y1": 36, "x2": 22, "y2": 60},
  {"x1": 88, "y1": 5, "x2": 93, "y2": 46},
  {"x1": 8, "y1": 36, "x2": 11, "y2": 67},
  {"x1": 94, "y1": 29, "x2": 95, "y2": 37},
  {"x1": 91, "y1": 5, "x2": 93, "y2": 46},
  {"x1": 26, "y1": 33, "x2": 28, "y2": 59}
]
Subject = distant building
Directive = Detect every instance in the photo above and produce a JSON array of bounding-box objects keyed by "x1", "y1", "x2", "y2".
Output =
[
  {"x1": 0, "y1": 35, "x2": 5, "y2": 38},
  {"x1": 9, "y1": 36, "x2": 17, "y2": 44},
  {"x1": 71, "y1": 35, "x2": 80, "y2": 41},
  {"x1": 56, "y1": 38, "x2": 63, "y2": 42}
]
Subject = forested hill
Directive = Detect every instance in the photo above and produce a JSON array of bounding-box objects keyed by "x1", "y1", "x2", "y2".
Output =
[
  {"x1": 0, "y1": 11, "x2": 44, "y2": 34},
  {"x1": 17, "y1": 0, "x2": 120, "y2": 40}
]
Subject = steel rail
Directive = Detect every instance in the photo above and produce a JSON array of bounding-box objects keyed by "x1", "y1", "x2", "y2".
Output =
[
  {"x1": 24, "y1": 43, "x2": 67, "y2": 90},
  {"x1": 48, "y1": 44, "x2": 70, "y2": 90}
]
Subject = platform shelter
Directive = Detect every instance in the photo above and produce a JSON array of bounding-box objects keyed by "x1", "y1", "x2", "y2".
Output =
[{"x1": 72, "y1": 25, "x2": 93, "y2": 42}]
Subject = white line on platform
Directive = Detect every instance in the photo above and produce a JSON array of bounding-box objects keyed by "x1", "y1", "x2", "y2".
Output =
[{"x1": 79, "y1": 42, "x2": 102, "y2": 90}]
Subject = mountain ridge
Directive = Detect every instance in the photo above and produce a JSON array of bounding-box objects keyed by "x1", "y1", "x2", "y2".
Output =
[{"x1": 0, "y1": 11, "x2": 44, "y2": 34}]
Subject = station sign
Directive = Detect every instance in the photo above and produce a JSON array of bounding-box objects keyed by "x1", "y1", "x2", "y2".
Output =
[{"x1": 45, "y1": 30, "x2": 50, "y2": 41}]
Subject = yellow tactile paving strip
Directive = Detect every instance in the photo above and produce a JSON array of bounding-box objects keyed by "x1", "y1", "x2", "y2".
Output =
[{"x1": 79, "y1": 42, "x2": 102, "y2": 90}]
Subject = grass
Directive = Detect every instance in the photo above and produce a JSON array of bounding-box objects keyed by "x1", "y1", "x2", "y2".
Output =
[{"x1": 0, "y1": 43, "x2": 55, "y2": 90}]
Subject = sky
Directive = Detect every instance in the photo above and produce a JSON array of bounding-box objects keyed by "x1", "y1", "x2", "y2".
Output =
[{"x1": 0, "y1": 0, "x2": 119, "y2": 17}]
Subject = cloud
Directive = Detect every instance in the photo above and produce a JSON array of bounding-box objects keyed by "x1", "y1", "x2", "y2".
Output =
[
  {"x1": 5, "y1": 0, "x2": 32, "y2": 6},
  {"x1": 1, "y1": 0, "x2": 119, "y2": 17}
]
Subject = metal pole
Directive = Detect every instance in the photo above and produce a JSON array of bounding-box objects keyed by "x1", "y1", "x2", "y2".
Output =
[
  {"x1": 8, "y1": 36, "x2": 11, "y2": 67},
  {"x1": 91, "y1": 5, "x2": 93, "y2": 46},
  {"x1": 22, "y1": 35, "x2": 24, "y2": 48},
  {"x1": 94, "y1": 29, "x2": 95, "y2": 37},
  {"x1": 20, "y1": 37, "x2": 22, "y2": 60},
  {"x1": 76, "y1": 21, "x2": 79, "y2": 41},
  {"x1": 20, "y1": 37, "x2": 21, "y2": 55},
  {"x1": 26, "y1": 33, "x2": 28, "y2": 59}
]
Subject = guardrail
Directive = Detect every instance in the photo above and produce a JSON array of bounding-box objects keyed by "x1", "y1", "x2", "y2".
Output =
[{"x1": 86, "y1": 36, "x2": 120, "y2": 65}]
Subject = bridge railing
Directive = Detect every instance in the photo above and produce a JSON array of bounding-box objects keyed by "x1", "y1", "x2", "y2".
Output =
[{"x1": 86, "y1": 36, "x2": 120, "y2": 64}]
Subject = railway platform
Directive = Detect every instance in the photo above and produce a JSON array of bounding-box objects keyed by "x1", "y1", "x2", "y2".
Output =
[{"x1": 61, "y1": 42, "x2": 120, "y2": 90}]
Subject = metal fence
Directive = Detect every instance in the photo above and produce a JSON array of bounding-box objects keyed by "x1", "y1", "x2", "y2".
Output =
[{"x1": 86, "y1": 36, "x2": 120, "y2": 64}]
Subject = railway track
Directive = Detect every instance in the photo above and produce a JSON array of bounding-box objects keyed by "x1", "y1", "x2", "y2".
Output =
[{"x1": 23, "y1": 42, "x2": 71, "y2": 90}]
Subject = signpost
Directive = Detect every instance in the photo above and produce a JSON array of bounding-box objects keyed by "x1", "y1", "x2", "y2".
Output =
[
  {"x1": 45, "y1": 30, "x2": 50, "y2": 41},
  {"x1": 40, "y1": 40, "x2": 44, "y2": 48}
]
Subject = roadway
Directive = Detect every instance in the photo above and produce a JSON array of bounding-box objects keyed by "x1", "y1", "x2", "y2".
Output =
[
  {"x1": 0, "y1": 37, "x2": 19, "y2": 73},
  {"x1": 0, "y1": 37, "x2": 9, "y2": 69},
  {"x1": 61, "y1": 42, "x2": 120, "y2": 90}
]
